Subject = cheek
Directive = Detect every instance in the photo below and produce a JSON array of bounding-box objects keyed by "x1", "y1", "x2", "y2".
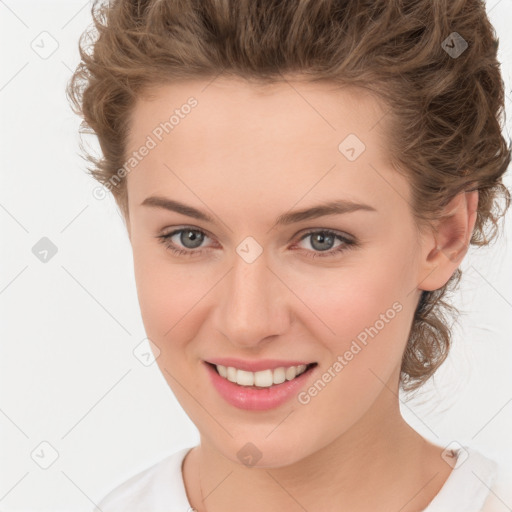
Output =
[
  {"x1": 292, "y1": 248, "x2": 415, "y2": 391},
  {"x1": 131, "y1": 240, "x2": 214, "y2": 354},
  {"x1": 291, "y1": 254, "x2": 412, "y2": 347},
  {"x1": 293, "y1": 271, "x2": 411, "y2": 440}
]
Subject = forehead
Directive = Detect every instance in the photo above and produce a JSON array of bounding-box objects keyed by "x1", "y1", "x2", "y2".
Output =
[
  {"x1": 125, "y1": 77, "x2": 408, "y2": 216},
  {"x1": 128, "y1": 77, "x2": 388, "y2": 151}
]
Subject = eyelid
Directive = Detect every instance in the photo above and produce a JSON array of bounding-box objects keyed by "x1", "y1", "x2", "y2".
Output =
[{"x1": 160, "y1": 225, "x2": 217, "y2": 243}]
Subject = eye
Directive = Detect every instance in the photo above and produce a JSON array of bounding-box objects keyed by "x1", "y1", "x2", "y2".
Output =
[
  {"x1": 156, "y1": 227, "x2": 358, "y2": 259},
  {"x1": 156, "y1": 227, "x2": 213, "y2": 257},
  {"x1": 292, "y1": 229, "x2": 357, "y2": 259}
]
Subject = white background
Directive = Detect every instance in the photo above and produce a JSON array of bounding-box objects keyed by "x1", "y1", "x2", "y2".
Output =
[{"x1": 0, "y1": 1, "x2": 511, "y2": 510}]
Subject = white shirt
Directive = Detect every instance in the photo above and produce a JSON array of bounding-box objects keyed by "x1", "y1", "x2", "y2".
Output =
[{"x1": 95, "y1": 445, "x2": 512, "y2": 512}]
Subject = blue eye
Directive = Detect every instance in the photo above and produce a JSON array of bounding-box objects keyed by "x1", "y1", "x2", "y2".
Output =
[
  {"x1": 294, "y1": 229, "x2": 356, "y2": 258},
  {"x1": 156, "y1": 227, "x2": 357, "y2": 259},
  {"x1": 157, "y1": 228, "x2": 210, "y2": 257}
]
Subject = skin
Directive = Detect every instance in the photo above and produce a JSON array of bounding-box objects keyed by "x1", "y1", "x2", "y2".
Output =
[{"x1": 123, "y1": 76, "x2": 478, "y2": 512}]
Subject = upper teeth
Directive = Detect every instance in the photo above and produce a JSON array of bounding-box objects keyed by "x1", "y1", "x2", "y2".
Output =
[{"x1": 216, "y1": 364, "x2": 309, "y2": 387}]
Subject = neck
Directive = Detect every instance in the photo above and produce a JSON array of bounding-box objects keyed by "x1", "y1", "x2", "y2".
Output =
[{"x1": 183, "y1": 380, "x2": 452, "y2": 512}]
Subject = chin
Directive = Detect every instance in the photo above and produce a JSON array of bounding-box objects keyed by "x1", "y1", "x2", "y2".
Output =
[{"x1": 211, "y1": 432, "x2": 317, "y2": 469}]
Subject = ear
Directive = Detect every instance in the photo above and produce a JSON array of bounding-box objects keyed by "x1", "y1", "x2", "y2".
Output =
[{"x1": 416, "y1": 189, "x2": 479, "y2": 291}]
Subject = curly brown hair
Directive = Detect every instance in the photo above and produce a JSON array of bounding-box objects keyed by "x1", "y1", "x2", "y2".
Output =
[{"x1": 67, "y1": 0, "x2": 511, "y2": 393}]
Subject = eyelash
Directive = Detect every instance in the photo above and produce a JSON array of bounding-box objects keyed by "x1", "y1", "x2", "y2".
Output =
[{"x1": 156, "y1": 227, "x2": 358, "y2": 259}]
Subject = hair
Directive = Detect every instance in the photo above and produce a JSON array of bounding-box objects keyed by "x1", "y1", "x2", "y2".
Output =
[{"x1": 68, "y1": 0, "x2": 510, "y2": 393}]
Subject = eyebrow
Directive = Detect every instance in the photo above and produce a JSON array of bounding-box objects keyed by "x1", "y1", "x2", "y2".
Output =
[{"x1": 141, "y1": 196, "x2": 377, "y2": 226}]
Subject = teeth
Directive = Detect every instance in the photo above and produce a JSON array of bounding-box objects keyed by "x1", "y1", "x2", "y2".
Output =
[
  {"x1": 254, "y1": 369, "x2": 273, "y2": 387},
  {"x1": 215, "y1": 364, "x2": 310, "y2": 387},
  {"x1": 285, "y1": 366, "x2": 296, "y2": 380},
  {"x1": 226, "y1": 366, "x2": 237, "y2": 383},
  {"x1": 273, "y1": 367, "x2": 286, "y2": 384},
  {"x1": 236, "y1": 370, "x2": 254, "y2": 386}
]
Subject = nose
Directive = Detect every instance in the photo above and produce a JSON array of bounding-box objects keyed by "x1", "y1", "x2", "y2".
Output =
[{"x1": 213, "y1": 248, "x2": 290, "y2": 348}]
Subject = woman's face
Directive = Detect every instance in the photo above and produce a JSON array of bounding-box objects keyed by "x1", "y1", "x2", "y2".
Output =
[{"x1": 125, "y1": 77, "x2": 431, "y2": 467}]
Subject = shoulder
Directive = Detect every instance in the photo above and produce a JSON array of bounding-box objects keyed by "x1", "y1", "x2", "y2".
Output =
[
  {"x1": 480, "y1": 462, "x2": 512, "y2": 512},
  {"x1": 423, "y1": 444, "x2": 511, "y2": 512},
  {"x1": 94, "y1": 446, "x2": 194, "y2": 512}
]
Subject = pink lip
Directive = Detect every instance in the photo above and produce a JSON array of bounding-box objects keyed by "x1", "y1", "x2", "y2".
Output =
[
  {"x1": 205, "y1": 357, "x2": 314, "y2": 372},
  {"x1": 204, "y1": 361, "x2": 317, "y2": 411}
]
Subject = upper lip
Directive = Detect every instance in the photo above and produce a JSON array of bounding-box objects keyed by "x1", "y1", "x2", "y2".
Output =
[{"x1": 205, "y1": 358, "x2": 316, "y2": 372}]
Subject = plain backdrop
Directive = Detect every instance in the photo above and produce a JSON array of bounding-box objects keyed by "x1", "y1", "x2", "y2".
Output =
[{"x1": 1, "y1": 1, "x2": 511, "y2": 510}]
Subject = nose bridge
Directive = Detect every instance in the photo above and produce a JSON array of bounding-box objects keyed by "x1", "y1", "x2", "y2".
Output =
[{"x1": 215, "y1": 248, "x2": 288, "y2": 346}]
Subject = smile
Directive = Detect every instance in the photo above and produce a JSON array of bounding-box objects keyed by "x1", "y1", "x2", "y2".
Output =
[
  {"x1": 204, "y1": 360, "x2": 318, "y2": 410},
  {"x1": 214, "y1": 363, "x2": 311, "y2": 388}
]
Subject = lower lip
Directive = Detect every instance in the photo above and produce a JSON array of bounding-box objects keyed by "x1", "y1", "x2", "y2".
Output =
[{"x1": 204, "y1": 362, "x2": 316, "y2": 411}]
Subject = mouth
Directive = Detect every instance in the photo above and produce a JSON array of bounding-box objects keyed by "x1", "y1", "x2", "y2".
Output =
[
  {"x1": 206, "y1": 361, "x2": 318, "y2": 389},
  {"x1": 203, "y1": 360, "x2": 318, "y2": 410}
]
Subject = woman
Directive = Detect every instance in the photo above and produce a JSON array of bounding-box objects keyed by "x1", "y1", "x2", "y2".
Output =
[{"x1": 68, "y1": 0, "x2": 511, "y2": 510}]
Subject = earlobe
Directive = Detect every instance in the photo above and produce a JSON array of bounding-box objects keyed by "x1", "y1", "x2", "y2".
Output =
[{"x1": 417, "y1": 189, "x2": 479, "y2": 292}]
